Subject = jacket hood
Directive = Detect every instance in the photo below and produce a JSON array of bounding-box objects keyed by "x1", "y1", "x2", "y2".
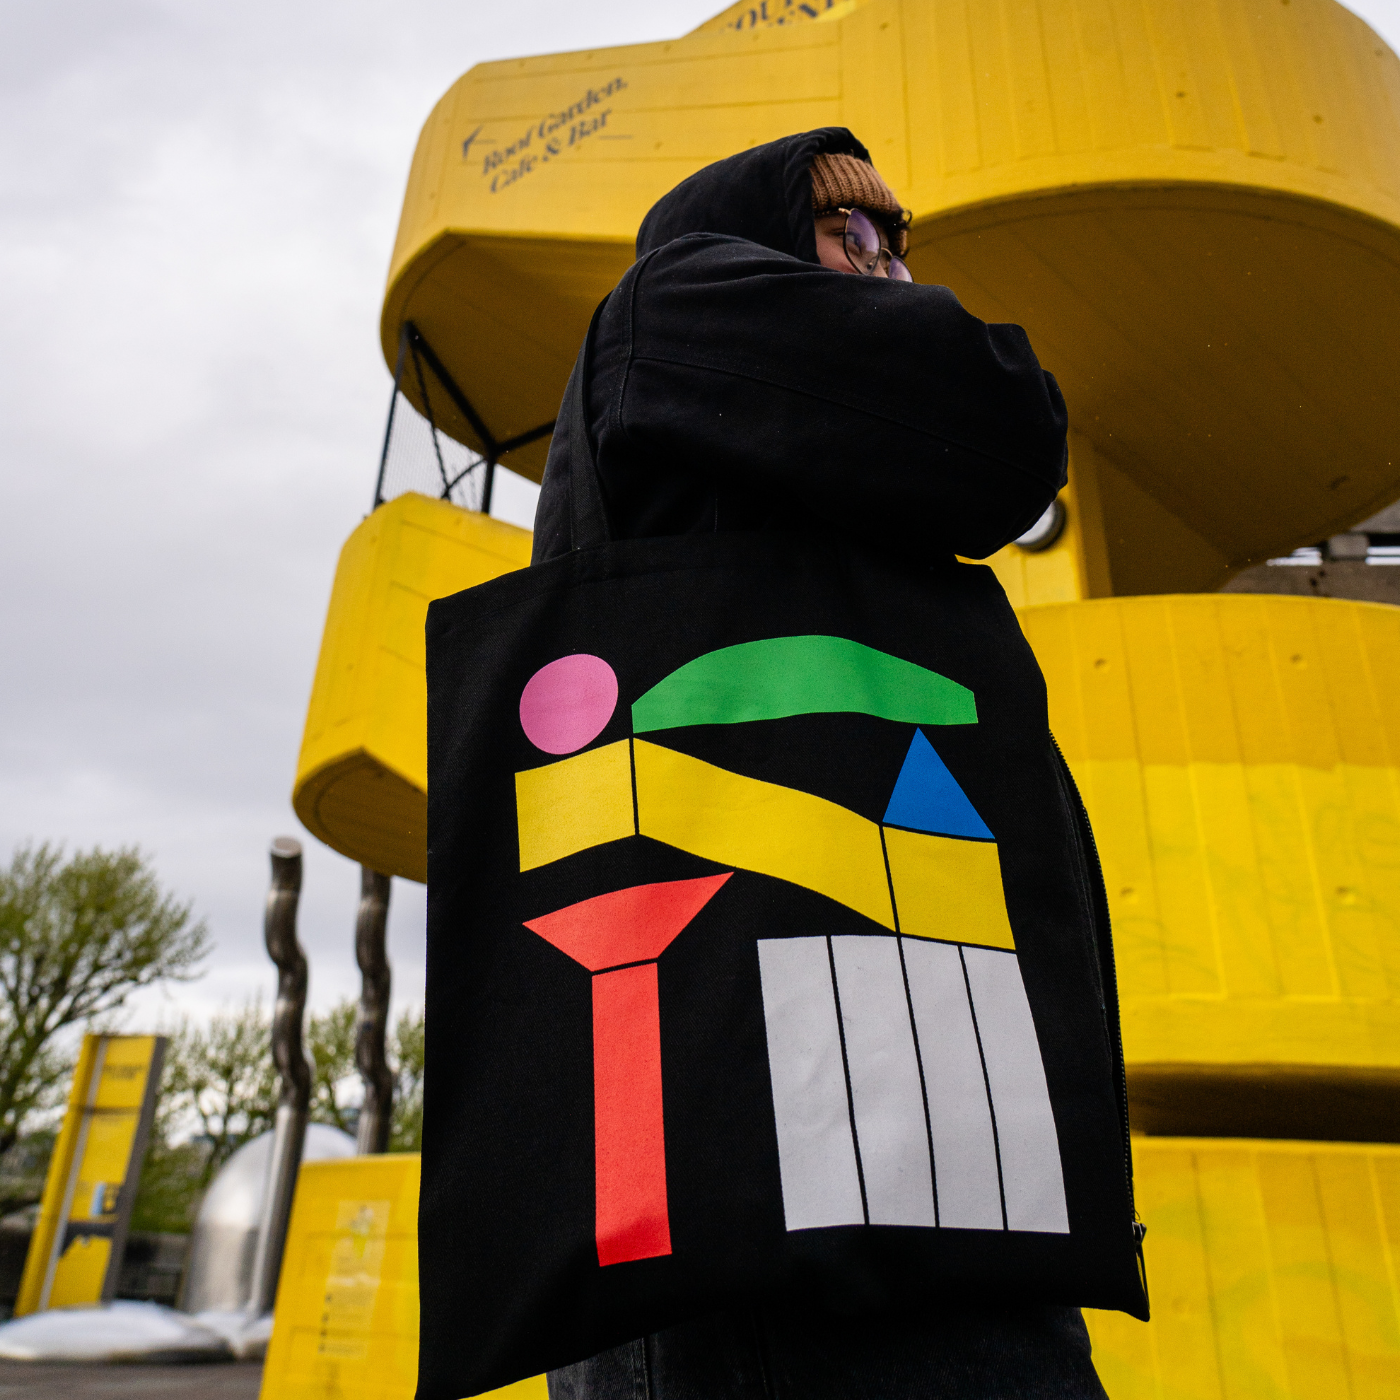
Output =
[{"x1": 635, "y1": 128, "x2": 872, "y2": 265}]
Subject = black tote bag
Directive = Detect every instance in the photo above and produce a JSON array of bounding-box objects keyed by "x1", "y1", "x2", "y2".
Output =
[{"x1": 420, "y1": 323, "x2": 1148, "y2": 1400}]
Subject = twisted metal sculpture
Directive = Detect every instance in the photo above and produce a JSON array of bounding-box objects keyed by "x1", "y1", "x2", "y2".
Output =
[
  {"x1": 247, "y1": 836, "x2": 311, "y2": 1316},
  {"x1": 354, "y1": 867, "x2": 394, "y2": 1154}
]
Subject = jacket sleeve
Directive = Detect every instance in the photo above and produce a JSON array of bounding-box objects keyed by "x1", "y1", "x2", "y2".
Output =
[{"x1": 595, "y1": 233, "x2": 1068, "y2": 561}]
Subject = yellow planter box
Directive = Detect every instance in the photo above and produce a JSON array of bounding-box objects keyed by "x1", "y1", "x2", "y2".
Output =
[
  {"x1": 292, "y1": 493, "x2": 531, "y2": 882},
  {"x1": 1024, "y1": 594, "x2": 1400, "y2": 1138},
  {"x1": 1086, "y1": 1137, "x2": 1400, "y2": 1400},
  {"x1": 261, "y1": 1154, "x2": 545, "y2": 1400}
]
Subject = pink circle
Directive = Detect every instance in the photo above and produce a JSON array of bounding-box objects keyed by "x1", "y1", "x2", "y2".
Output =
[{"x1": 519, "y1": 654, "x2": 619, "y2": 754}]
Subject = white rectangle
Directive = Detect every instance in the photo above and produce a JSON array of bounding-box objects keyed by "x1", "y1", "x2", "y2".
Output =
[
  {"x1": 830, "y1": 936, "x2": 936, "y2": 1227},
  {"x1": 757, "y1": 937, "x2": 865, "y2": 1231},
  {"x1": 963, "y1": 947, "x2": 1070, "y2": 1234},
  {"x1": 902, "y1": 938, "x2": 1004, "y2": 1230}
]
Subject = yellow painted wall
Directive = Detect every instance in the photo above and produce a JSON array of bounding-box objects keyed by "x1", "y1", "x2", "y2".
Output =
[
  {"x1": 1021, "y1": 593, "x2": 1400, "y2": 1138},
  {"x1": 1086, "y1": 1137, "x2": 1400, "y2": 1400},
  {"x1": 293, "y1": 493, "x2": 532, "y2": 882}
]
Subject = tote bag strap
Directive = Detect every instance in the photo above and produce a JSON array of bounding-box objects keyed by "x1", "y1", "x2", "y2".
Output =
[{"x1": 566, "y1": 296, "x2": 614, "y2": 553}]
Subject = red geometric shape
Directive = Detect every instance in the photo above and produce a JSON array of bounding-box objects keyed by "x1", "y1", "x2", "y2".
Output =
[
  {"x1": 593, "y1": 963, "x2": 670, "y2": 1265},
  {"x1": 524, "y1": 872, "x2": 732, "y2": 971},
  {"x1": 523, "y1": 872, "x2": 733, "y2": 1267}
]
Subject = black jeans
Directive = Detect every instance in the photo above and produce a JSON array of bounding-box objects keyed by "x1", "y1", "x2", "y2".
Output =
[{"x1": 547, "y1": 1305, "x2": 1108, "y2": 1400}]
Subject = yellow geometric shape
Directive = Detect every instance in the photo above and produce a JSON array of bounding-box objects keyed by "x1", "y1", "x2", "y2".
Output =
[
  {"x1": 383, "y1": 0, "x2": 1400, "y2": 579},
  {"x1": 884, "y1": 826, "x2": 1014, "y2": 951},
  {"x1": 517, "y1": 740, "x2": 1018, "y2": 944},
  {"x1": 1020, "y1": 593, "x2": 1400, "y2": 1139},
  {"x1": 1085, "y1": 1137, "x2": 1400, "y2": 1399},
  {"x1": 16, "y1": 1033, "x2": 164, "y2": 1316},
  {"x1": 293, "y1": 492, "x2": 532, "y2": 882},
  {"x1": 633, "y1": 739, "x2": 894, "y2": 928},
  {"x1": 515, "y1": 739, "x2": 635, "y2": 871}
]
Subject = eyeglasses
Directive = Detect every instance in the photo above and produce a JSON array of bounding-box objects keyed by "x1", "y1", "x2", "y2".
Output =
[{"x1": 839, "y1": 207, "x2": 912, "y2": 282}]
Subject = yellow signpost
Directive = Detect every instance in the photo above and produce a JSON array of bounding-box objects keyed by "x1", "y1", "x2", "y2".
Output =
[{"x1": 15, "y1": 1033, "x2": 166, "y2": 1315}]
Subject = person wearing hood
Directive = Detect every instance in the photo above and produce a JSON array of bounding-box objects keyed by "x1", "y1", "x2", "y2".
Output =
[
  {"x1": 532, "y1": 127, "x2": 1067, "y2": 568},
  {"x1": 538, "y1": 130, "x2": 1104, "y2": 1400}
]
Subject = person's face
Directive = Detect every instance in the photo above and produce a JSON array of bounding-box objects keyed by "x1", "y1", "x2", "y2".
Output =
[{"x1": 815, "y1": 209, "x2": 893, "y2": 277}]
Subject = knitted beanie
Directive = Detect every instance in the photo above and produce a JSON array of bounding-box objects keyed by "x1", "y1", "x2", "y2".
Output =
[{"x1": 809, "y1": 152, "x2": 908, "y2": 254}]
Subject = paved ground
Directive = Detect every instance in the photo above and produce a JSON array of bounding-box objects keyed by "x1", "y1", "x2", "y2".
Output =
[{"x1": 0, "y1": 1360, "x2": 262, "y2": 1397}]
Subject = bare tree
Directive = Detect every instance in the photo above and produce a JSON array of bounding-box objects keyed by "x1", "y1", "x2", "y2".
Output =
[{"x1": 0, "y1": 843, "x2": 209, "y2": 1155}]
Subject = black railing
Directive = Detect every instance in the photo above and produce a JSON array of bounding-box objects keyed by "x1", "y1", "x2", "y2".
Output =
[{"x1": 373, "y1": 323, "x2": 554, "y2": 515}]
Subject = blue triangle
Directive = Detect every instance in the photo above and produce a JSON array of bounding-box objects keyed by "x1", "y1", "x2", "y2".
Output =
[{"x1": 882, "y1": 730, "x2": 994, "y2": 840}]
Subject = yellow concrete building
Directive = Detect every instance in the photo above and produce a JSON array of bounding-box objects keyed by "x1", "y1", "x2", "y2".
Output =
[{"x1": 275, "y1": 0, "x2": 1400, "y2": 1395}]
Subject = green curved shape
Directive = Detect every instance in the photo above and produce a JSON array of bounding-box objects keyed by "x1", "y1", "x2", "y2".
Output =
[{"x1": 631, "y1": 635, "x2": 977, "y2": 733}]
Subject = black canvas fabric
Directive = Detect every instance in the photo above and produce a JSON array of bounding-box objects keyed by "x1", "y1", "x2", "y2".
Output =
[
  {"x1": 420, "y1": 319, "x2": 1147, "y2": 1400},
  {"x1": 531, "y1": 128, "x2": 1068, "y2": 568}
]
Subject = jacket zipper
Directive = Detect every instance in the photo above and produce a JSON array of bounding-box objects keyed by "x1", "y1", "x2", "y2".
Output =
[{"x1": 1049, "y1": 732, "x2": 1146, "y2": 1281}]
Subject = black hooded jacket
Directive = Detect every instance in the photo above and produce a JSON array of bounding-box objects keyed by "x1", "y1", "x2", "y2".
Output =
[{"x1": 531, "y1": 127, "x2": 1068, "y2": 566}]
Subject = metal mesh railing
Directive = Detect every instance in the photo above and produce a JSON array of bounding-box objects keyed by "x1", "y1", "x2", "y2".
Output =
[
  {"x1": 375, "y1": 385, "x2": 489, "y2": 513},
  {"x1": 372, "y1": 324, "x2": 554, "y2": 515}
]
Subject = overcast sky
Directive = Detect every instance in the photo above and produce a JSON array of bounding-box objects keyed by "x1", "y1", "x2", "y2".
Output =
[{"x1": 3, "y1": 0, "x2": 1399, "y2": 1041}]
